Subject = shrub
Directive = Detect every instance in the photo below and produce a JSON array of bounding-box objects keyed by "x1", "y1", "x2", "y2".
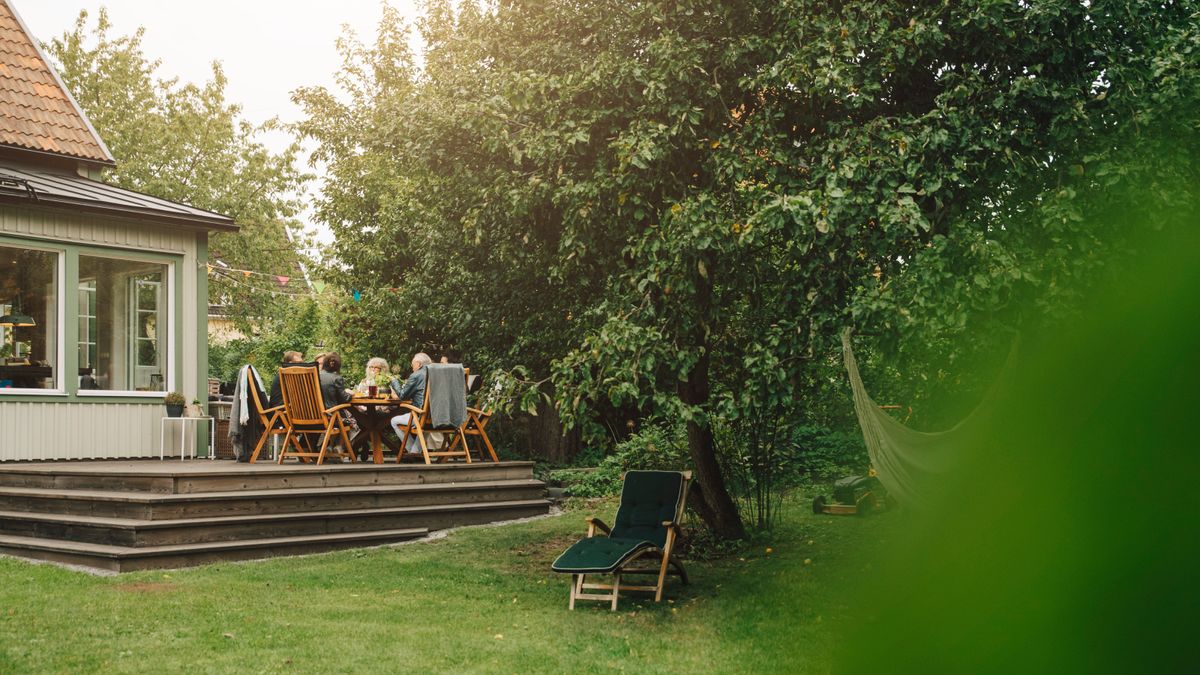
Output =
[
  {"x1": 551, "y1": 421, "x2": 691, "y2": 498},
  {"x1": 791, "y1": 426, "x2": 869, "y2": 484}
]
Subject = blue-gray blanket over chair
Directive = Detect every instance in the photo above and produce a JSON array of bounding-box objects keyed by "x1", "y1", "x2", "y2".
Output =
[{"x1": 425, "y1": 363, "x2": 467, "y2": 429}]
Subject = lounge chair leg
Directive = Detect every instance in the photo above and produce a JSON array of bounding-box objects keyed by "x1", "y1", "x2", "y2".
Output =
[
  {"x1": 655, "y1": 553, "x2": 671, "y2": 602},
  {"x1": 569, "y1": 574, "x2": 579, "y2": 610},
  {"x1": 610, "y1": 573, "x2": 620, "y2": 611}
]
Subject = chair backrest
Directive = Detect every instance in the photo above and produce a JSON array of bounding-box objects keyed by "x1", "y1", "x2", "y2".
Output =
[
  {"x1": 279, "y1": 366, "x2": 327, "y2": 425},
  {"x1": 611, "y1": 470, "x2": 691, "y2": 548},
  {"x1": 246, "y1": 365, "x2": 270, "y2": 419}
]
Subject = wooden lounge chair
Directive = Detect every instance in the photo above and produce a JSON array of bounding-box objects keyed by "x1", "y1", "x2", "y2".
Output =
[
  {"x1": 551, "y1": 470, "x2": 692, "y2": 610},
  {"x1": 395, "y1": 364, "x2": 471, "y2": 464},
  {"x1": 276, "y1": 366, "x2": 356, "y2": 465}
]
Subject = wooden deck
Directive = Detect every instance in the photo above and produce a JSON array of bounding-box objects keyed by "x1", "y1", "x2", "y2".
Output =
[{"x1": 0, "y1": 459, "x2": 550, "y2": 572}]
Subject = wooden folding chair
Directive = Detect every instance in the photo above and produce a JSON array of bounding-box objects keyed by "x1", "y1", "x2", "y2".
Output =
[
  {"x1": 447, "y1": 406, "x2": 498, "y2": 462},
  {"x1": 551, "y1": 470, "x2": 692, "y2": 610},
  {"x1": 396, "y1": 364, "x2": 471, "y2": 465},
  {"x1": 246, "y1": 365, "x2": 306, "y2": 463},
  {"x1": 276, "y1": 366, "x2": 356, "y2": 465}
]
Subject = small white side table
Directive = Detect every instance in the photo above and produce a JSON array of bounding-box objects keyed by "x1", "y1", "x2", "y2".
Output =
[{"x1": 160, "y1": 416, "x2": 216, "y2": 461}]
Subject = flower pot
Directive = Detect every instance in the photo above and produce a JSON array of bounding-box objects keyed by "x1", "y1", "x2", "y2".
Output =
[{"x1": 166, "y1": 404, "x2": 184, "y2": 418}]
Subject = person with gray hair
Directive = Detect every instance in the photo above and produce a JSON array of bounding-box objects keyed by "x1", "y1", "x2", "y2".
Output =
[
  {"x1": 355, "y1": 357, "x2": 390, "y2": 394},
  {"x1": 390, "y1": 352, "x2": 433, "y2": 456}
]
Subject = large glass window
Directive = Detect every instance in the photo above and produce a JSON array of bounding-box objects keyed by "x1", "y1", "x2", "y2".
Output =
[
  {"x1": 78, "y1": 255, "x2": 170, "y2": 392},
  {"x1": 0, "y1": 244, "x2": 60, "y2": 391}
]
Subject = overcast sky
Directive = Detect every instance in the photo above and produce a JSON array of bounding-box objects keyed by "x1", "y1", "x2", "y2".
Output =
[{"x1": 17, "y1": 1, "x2": 423, "y2": 244}]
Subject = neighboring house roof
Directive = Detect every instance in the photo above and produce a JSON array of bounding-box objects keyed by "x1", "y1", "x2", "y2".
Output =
[
  {"x1": 0, "y1": 163, "x2": 236, "y2": 231},
  {"x1": 0, "y1": 1, "x2": 115, "y2": 166}
]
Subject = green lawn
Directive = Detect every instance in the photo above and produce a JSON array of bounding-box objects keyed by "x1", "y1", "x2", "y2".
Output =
[{"x1": 0, "y1": 497, "x2": 891, "y2": 673}]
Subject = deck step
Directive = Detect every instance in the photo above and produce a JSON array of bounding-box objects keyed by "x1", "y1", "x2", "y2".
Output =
[
  {"x1": 0, "y1": 461, "x2": 538, "y2": 494},
  {"x1": 0, "y1": 460, "x2": 551, "y2": 572},
  {"x1": 0, "y1": 479, "x2": 547, "y2": 519},
  {"x1": 0, "y1": 528, "x2": 431, "y2": 572},
  {"x1": 0, "y1": 499, "x2": 551, "y2": 546}
]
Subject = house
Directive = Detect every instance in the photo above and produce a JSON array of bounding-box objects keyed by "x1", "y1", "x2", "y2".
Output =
[{"x1": 0, "y1": 0, "x2": 236, "y2": 460}]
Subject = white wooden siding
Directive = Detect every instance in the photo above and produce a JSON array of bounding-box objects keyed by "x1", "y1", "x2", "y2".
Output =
[{"x1": 0, "y1": 401, "x2": 191, "y2": 460}]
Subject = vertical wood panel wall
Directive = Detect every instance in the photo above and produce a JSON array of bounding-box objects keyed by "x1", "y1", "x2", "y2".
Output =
[
  {"x1": 0, "y1": 402, "x2": 177, "y2": 460},
  {"x1": 1, "y1": 207, "x2": 203, "y2": 460}
]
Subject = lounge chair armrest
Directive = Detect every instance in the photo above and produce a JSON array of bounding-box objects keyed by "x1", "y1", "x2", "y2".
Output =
[
  {"x1": 398, "y1": 403, "x2": 422, "y2": 414},
  {"x1": 325, "y1": 403, "x2": 352, "y2": 414},
  {"x1": 262, "y1": 404, "x2": 285, "y2": 413},
  {"x1": 585, "y1": 517, "x2": 611, "y2": 537}
]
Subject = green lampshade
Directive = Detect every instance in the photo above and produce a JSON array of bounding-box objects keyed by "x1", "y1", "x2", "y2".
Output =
[{"x1": 0, "y1": 312, "x2": 35, "y2": 327}]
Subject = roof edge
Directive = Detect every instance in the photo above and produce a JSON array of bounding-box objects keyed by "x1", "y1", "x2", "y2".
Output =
[
  {"x1": 0, "y1": 193, "x2": 238, "y2": 232},
  {"x1": 6, "y1": 1, "x2": 118, "y2": 166},
  {"x1": 0, "y1": 142, "x2": 114, "y2": 169}
]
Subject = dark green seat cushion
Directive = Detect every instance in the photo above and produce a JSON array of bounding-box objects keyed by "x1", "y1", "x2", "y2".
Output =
[{"x1": 551, "y1": 536, "x2": 655, "y2": 574}]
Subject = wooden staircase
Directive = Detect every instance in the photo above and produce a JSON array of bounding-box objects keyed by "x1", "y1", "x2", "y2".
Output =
[{"x1": 0, "y1": 461, "x2": 550, "y2": 572}]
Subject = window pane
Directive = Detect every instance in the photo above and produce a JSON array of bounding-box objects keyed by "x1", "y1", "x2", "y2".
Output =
[
  {"x1": 0, "y1": 244, "x2": 59, "y2": 390},
  {"x1": 78, "y1": 255, "x2": 168, "y2": 392}
]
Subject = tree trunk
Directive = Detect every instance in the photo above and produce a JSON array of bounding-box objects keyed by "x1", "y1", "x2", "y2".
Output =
[
  {"x1": 678, "y1": 334, "x2": 747, "y2": 540},
  {"x1": 527, "y1": 396, "x2": 581, "y2": 464}
]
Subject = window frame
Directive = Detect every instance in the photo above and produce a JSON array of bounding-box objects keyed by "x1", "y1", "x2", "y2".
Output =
[
  {"x1": 0, "y1": 241, "x2": 65, "y2": 396},
  {"x1": 74, "y1": 252, "x2": 176, "y2": 398}
]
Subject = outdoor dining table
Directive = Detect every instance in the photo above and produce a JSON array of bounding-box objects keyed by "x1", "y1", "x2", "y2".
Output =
[{"x1": 348, "y1": 395, "x2": 402, "y2": 464}]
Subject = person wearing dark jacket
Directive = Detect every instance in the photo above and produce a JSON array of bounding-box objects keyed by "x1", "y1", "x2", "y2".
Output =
[
  {"x1": 319, "y1": 352, "x2": 354, "y2": 411},
  {"x1": 390, "y1": 352, "x2": 432, "y2": 455}
]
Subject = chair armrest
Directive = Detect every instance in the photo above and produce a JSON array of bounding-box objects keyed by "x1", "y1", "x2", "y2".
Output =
[
  {"x1": 586, "y1": 517, "x2": 611, "y2": 537},
  {"x1": 262, "y1": 404, "x2": 285, "y2": 413},
  {"x1": 398, "y1": 403, "x2": 422, "y2": 415},
  {"x1": 325, "y1": 403, "x2": 352, "y2": 414}
]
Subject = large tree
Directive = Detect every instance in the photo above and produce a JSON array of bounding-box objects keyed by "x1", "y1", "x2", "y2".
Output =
[
  {"x1": 46, "y1": 9, "x2": 311, "y2": 325},
  {"x1": 300, "y1": 0, "x2": 1198, "y2": 538}
]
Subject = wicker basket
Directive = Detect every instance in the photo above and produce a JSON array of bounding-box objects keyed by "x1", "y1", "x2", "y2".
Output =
[{"x1": 214, "y1": 419, "x2": 235, "y2": 459}]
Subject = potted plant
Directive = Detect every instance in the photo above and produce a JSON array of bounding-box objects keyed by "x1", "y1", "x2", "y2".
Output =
[
  {"x1": 374, "y1": 370, "x2": 392, "y2": 396},
  {"x1": 164, "y1": 391, "x2": 186, "y2": 418},
  {"x1": 186, "y1": 398, "x2": 204, "y2": 417}
]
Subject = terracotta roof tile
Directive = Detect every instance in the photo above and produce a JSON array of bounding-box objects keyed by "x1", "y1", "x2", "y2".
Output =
[{"x1": 0, "y1": 1, "x2": 113, "y2": 164}]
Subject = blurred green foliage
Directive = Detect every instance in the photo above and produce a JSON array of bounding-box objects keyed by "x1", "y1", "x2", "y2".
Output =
[{"x1": 838, "y1": 183, "x2": 1199, "y2": 671}]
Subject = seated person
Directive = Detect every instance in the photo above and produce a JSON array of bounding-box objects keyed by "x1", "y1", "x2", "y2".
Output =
[
  {"x1": 268, "y1": 350, "x2": 307, "y2": 409},
  {"x1": 389, "y1": 352, "x2": 432, "y2": 455},
  {"x1": 313, "y1": 352, "x2": 356, "y2": 460},
  {"x1": 319, "y1": 352, "x2": 354, "y2": 411},
  {"x1": 354, "y1": 357, "x2": 390, "y2": 395}
]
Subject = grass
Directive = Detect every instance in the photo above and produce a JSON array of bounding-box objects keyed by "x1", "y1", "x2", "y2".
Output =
[{"x1": 0, "y1": 496, "x2": 892, "y2": 673}]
